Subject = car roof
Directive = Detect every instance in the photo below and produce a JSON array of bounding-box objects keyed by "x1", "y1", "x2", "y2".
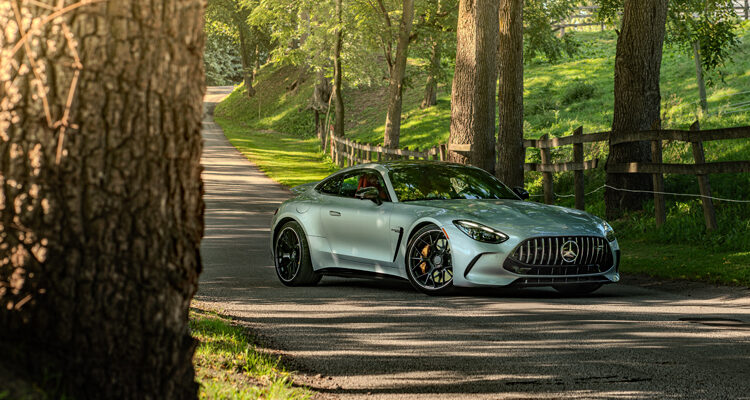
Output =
[{"x1": 337, "y1": 160, "x2": 470, "y2": 173}]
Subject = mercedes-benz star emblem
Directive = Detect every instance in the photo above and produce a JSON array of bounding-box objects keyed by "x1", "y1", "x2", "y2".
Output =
[{"x1": 560, "y1": 240, "x2": 579, "y2": 263}]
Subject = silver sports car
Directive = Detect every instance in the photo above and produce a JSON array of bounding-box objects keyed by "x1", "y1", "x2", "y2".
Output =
[{"x1": 270, "y1": 161, "x2": 620, "y2": 295}]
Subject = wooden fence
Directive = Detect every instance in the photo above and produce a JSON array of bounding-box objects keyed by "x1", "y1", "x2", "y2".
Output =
[
  {"x1": 522, "y1": 123, "x2": 750, "y2": 231},
  {"x1": 328, "y1": 133, "x2": 448, "y2": 165},
  {"x1": 326, "y1": 123, "x2": 750, "y2": 231}
]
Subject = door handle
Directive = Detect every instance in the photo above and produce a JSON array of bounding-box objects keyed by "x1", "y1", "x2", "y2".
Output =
[{"x1": 329, "y1": 210, "x2": 341, "y2": 216}]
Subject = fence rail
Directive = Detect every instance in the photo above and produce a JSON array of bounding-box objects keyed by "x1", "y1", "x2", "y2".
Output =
[
  {"x1": 328, "y1": 133, "x2": 448, "y2": 165},
  {"x1": 325, "y1": 123, "x2": 750, "y2": 231},
  {"x1": 554, "y1": 1, "x2": 749, "y2": 32}
]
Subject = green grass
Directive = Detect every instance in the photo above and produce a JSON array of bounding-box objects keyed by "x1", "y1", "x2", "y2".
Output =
[
  {"x1": 619, "y1": 238, "x2": 750, "y2": 286},
  {"x1": 216, "y1": 117, "x2": 338, "y2": 187},
  {"x1": 191, "y1": 307, "x2": 312, "y2": 400},
  {"x1": 214, "y1": 25, "x2": 750, "y2": 286}
]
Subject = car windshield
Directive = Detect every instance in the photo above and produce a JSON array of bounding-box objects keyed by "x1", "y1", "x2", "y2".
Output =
[{"x1": 388, "y1": 163, "x2": 519, "y2": 202}]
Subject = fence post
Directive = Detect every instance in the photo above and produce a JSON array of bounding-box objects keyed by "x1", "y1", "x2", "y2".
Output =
[
  {"x1": 540, "y1": 134, "x2": 554, "y2": 205},
  {"x1": 338, "y1": 140, "x2": 343, "y2": 167},
  {"x1": 377, "y1": 146, "x2": 383, "y2": 162},
  {"x1": 439, "y1": 144, "x2": 447, "y2": 161},
  {"x1": 690, "y1": 121, "x2": 718, "y2": 231},
  {"x1": 745, "y1": 0, "x2": 749, "y2": 20},
  {"x1": 651, "y1": 138, "x2": 666, "y2": 227},
  {"x1": 573, "y1": 126, "x2": 585, "y2": 210},
  {"x1": 349, "y1": 141, "x2": 356, "y2": 166},
  {"x1": 328, "y1": 132, "x2": 336, "y2": 162}
]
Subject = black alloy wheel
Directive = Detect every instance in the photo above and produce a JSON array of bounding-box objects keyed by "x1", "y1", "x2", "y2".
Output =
[
  {"x1": 406, "y1": 224, "x2": 454, "y2": 295},
  {"x1": 274, "y1": 221, "x2": 321, "y2": 286}
]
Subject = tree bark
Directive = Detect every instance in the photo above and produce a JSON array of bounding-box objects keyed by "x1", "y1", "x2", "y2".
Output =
[
  {"x1": 605, "y1": 0, "x2": 667, "y2": 219},
  {"x1": 253, "y1": 44, "x2": 260, "y2": 81},
  {"x1": 421, "y1": 39, "x2": 441, "y2": 109},
  {"x1": 0, "y1": 1, "x2": 205, "y2": 398},
  {"x1": 496, "y1": 0, "x2": 525, "y2": 188},
  {"x1": 238, "y1": 26, "x2": 256, "y2": 97},
  {"x1": 448, "y1": 0, "x2": 499, "y2": 173},
  {"x1": 383, "y1": 0, "x2": 416, "y2": 149},
  {"x1": 333, "y1": 0, "x2": 345, "y2": 140},
  {"x1": 313, "y1": 70, "x2": 332, "y2": 148}
]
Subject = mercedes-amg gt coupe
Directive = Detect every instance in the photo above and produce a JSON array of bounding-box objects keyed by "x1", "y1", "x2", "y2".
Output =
[{"x1": 270, "y1": 161, "x2": 620, "y2": 295}]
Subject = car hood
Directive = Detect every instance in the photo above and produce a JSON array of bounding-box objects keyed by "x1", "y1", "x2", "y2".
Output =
[{"x1": 406, "y1": 199, "x2": 604, "y2": 237}]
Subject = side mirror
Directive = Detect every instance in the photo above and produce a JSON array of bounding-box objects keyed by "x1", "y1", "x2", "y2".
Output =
[
  {"x1": 513, "y1": 186, "x2": 530, "y2": 200},
  {"x1": 355, "y1": 187, "x2": 382, "y2": 205}
]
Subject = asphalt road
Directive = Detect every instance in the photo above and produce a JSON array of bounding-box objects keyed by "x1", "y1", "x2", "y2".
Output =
[{"x1": 197, "y1": 86, "x2": 750, "y2": 399}]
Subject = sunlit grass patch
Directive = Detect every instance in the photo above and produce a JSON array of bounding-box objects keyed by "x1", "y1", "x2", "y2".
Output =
[
  {"x1": 191, "y1": 308, "x2": 312, "y2": 400},
  {"x1": 216, "y1": 117, "x2": 338, "y2": 187},
  {"x1": 619, "y1": 238, "x2": 750, "y2": 286}
]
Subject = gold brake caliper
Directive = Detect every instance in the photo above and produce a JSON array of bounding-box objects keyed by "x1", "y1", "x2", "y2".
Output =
[{"x1": 418, "y1": 244, "x2": 431, "y2": 274}]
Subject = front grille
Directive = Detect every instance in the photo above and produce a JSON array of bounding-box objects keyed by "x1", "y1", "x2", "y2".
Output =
[{"x1": 504, "y1": 236, "x2": 613, "y2": 276}]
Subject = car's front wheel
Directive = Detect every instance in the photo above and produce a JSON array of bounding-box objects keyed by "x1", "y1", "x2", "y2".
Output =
[
  {"x1": 405, "y1": 224, "x2": 454, "y2": 295},
  {"x1": 553, "y1": 283, "x2": 603, "y2": 295},
  {"x1": 274, "y1": 221, "x2": 321, "y2": 286}
]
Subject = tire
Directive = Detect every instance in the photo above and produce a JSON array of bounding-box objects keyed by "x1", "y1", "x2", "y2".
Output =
[
  {"x1": 405, "y1": 224, "x2": 454, "y2": 295},
  {"x1": 274, "y1": 221, "x2": 321, "y2": 286},
  {"x1": 553, "y1": 283, "x2": 603, "y2": 295}
]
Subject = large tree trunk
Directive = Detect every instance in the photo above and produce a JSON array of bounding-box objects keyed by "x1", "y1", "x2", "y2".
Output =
[
  {"x1": 238, "y1": 26, "x2": 256, "y2": 97},
  {"x1": 383, "y1": 0, "x2": 416, "y2": 149},
  {"x1": 0, "y1": 1, "x2": 205, "y2": 398},
  {"x1": 605, "y1": 0, "x2": 667, "y2": 219},
  {"x1": 448, "y1": 0, "x2": 499, "y2": 173},
  {"x1": 496, "y1": 0, "x2": 525, "y2": 188},
  {"x1": 333, "y1": 0, "x2": 345, "y2": 140},
  {"x1": 421, "y1": 39, "x2": 441, "y2": 109}
]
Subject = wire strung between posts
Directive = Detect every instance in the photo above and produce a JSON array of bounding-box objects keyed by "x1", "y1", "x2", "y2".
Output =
[{"x1": 529, "y1": 184, "x2": 750, "y2": 203}]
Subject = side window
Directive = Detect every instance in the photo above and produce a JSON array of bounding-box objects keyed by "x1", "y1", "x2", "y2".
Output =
[
  {"x1": 340, "y1": 174, "x2": 360, "y2": 198},
  {"x1": 317, "y1": 176, "x2": 341, "y2": 195},
  {"x1": 340, "y1": 170, "x2": 391, "y2": 201}
]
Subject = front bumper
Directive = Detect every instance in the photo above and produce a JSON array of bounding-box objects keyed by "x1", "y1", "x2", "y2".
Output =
[{"x1": 445, "y1": 226, "x2": 620, "y2": 288}]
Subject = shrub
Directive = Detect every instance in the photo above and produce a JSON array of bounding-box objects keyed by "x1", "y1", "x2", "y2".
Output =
[{"x1": 561, "y1": 80, "x2": 597, "y2": 104}]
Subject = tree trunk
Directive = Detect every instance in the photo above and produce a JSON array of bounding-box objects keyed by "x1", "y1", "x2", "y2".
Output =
[
  {"x1": 0, "y1": 1, "x2": 204, "y2": 398},
  {"x1": 238, "y1": 26, "x2": 256, "y2": 97},
  {"x1": 448, "y1": 0, "x2": 499, "y2": 173},
  {"x1": 693, "y1": 41, "x2": 708, "y2": 112},
  {"x1": 383, "y1": 0, "x2": 416, "y2": 149},
  {"x1": 605, "y1": 0, "x2": 667, "y2": 219},
  {"x1": 333, "y1": 0, "x2": 345, "y2": 140},
  {"x1": 313, "y1": 70, "x2": 332, "y2": 148},
  {"x1": 253, "y1": 44, "x2": 260, "y2": 81},
  {"x1": 496, "y1": 0, "x2": 525, "y2": 188},
  {"x1": 421, "y1": 39, "x2": 441, "y2": 109}
]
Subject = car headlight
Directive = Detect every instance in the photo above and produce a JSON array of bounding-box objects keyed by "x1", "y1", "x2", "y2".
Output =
[
  {"x1": 453, "y1": 220, "x2": 509, "y2": 244},
  {"x1": 603, "y1": 221, "x2": 616, "y2": 242}
]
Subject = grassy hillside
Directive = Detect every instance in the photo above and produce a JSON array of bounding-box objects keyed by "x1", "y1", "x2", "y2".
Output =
[
  {"x1": 216, "y1": 26, "x2": 750, "y2": 143},
  {"x1": 214, "y1": 26, "x2": 750, "y2": 285}
]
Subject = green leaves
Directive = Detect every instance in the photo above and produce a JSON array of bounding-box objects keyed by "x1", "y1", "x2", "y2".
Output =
[{"x1": 666, "y1": 0, "x2": 741, "y2": 74}]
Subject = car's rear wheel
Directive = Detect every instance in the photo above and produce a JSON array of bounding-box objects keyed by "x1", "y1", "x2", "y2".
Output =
[
  {"x1": 274, "y1": 221, "x2": 321, "y2": 286},
  {"x1": 406, "y1": 224, "x2": 454, "y2": 295},
  {"x1": 553, "y1": 283, "x2": 603, "y2": 295}
]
